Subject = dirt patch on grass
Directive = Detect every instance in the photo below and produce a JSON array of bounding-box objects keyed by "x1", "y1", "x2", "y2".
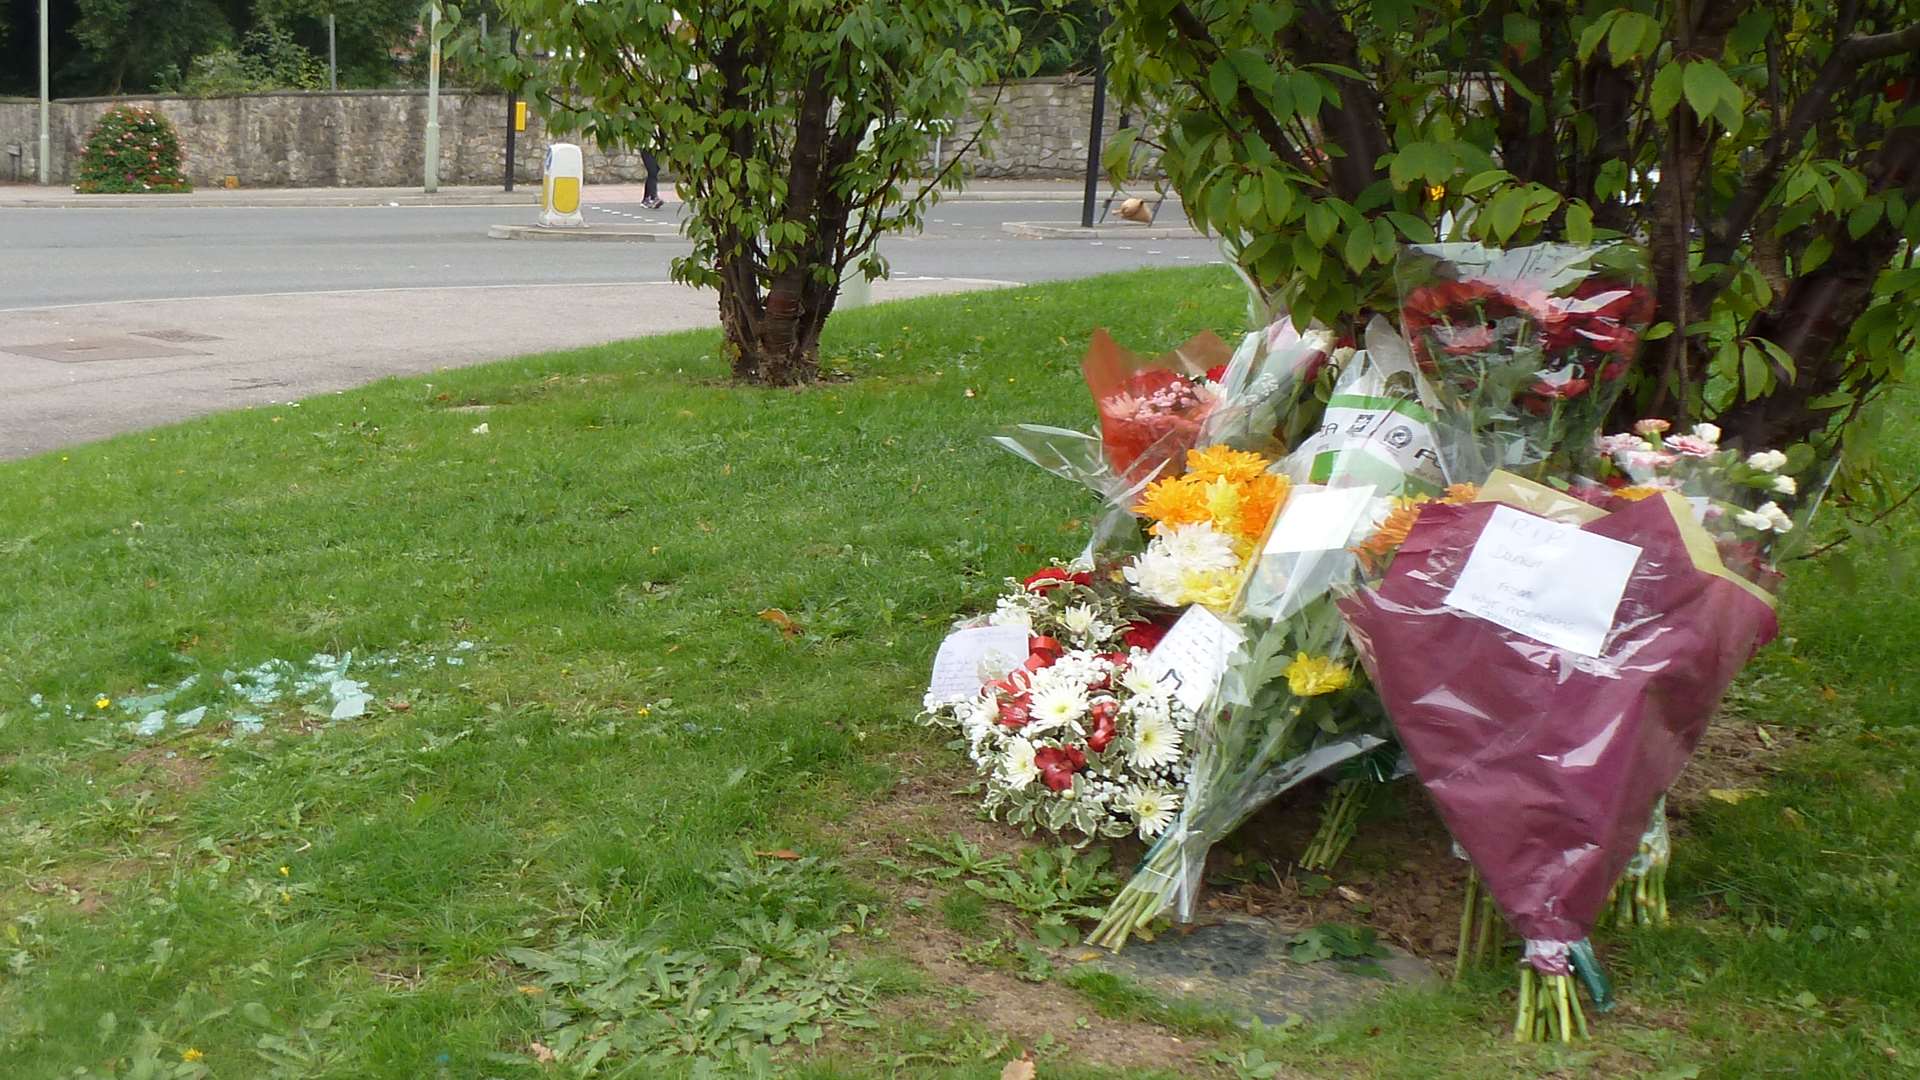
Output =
[
  {"x1": 123, "y1": 745, "x2": 218, "y2": 793},
  {"x1": 840, "y1": 753, "x2": 1212, "y2": 1074}
]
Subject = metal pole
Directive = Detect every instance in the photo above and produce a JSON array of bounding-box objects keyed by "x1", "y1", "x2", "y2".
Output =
[
  {"x1": 38, "y1": 0, "x2": 51, "y2": 185},
  {"x1": 1080, "y1": 48, "x2": 1108, "y2": 229},
  {"x1": 503, "y1": 27, "x2": 519, "y2": 192},
  {"x1": 424, "y1": 2, "x2": 441, "y2": 193},
  {"x1": 328, "y1": 14, "x2": 337, "y2": 91}
]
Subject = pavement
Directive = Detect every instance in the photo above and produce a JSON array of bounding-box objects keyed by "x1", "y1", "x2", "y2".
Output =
[
  {"x1": 0, "y1": 179, "x2": 1183, "y2": 209},
  {"x1": 0, "y1": 188, "x2": 1217, "y2": 461},
  {"x1": 0, "y1": 278, "x2": 1011, "y2": 461}
]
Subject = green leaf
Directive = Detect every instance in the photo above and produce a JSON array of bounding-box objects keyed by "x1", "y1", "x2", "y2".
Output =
[
  {"x1": 1644, "y1": 321, "x2": 1676, "y2": 341},
  {"x1": 1683, "y1": 61, "x2": 1741, "y2": 126},
  {"x1": 1565, "y1": 200, "x2": 1594, "y2": 245},
  {"x1": 1740, "y1": 343, "x2": 1770, "y2": 398},
  {"x1": 1577, "y1": 12, "x2": 1617, "y2": 62},
  {"x1": 1384, "y1": 211, "x2": 1436, "y2": 243},
  {"x1": 1488, "y1": 189, "x2": 1526, "y2": 241},
  {"x1": 1207, "y1": 59, "x2": 1239, "y2": 106},
  {"x1": 1847, "y1": 199, "x2": 1883, "y2": 240},
  {"x1": 1292, "y1": 233, "x2": 1324, "y2": 278},
  {"x1": 1262, "y1": 171, "x2": 1295, "y2": 223},
  {"x1": 1461, "y1": 169, "x2": 1512, "y2": 196},
  {"x1": 1608, "y1": 12, "x2": 1660, "y2": 65},
  {"x1": 1305, "y1": 202, "x2": 1338, "y2": 247},
  {"x1": 1344, "y1": 227, "x2": 1374, "y2": 273},
  {"x1": 1650, "y1": 62, "x2": 1685, "y2": 120}
]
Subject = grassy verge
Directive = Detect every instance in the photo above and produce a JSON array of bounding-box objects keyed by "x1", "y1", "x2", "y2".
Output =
[{"x1": 0, "y1": 267, "x2": 1913, "y2": 1078}]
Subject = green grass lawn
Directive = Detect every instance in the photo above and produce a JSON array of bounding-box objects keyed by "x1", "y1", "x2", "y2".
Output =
[{"x1": 0, "y1": 267, "x2": 1914, "y2": 1079}]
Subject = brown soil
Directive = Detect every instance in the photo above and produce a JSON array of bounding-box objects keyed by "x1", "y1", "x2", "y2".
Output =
[
  {"x1": 836, "y1": 753, "x2": 1215, "y2": 1075},
  {"x1": 857, "y1": 711, "x2": 1795, "y2": 1015},
  {"x1": 122, "y1": 745, "x2": 218, "y2": 793}
]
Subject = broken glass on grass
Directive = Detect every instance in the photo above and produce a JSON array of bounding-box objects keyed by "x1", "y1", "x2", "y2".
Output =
[{"x1": 23, "y1": 641, "x2": 480, "y2": 741}]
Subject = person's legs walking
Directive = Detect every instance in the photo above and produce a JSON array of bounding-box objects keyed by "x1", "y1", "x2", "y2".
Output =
[{"x1": 641, "y1": 148, "x2": 663, "y2": 210}]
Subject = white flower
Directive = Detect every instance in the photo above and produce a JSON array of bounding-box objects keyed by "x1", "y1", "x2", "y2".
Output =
[
  {"x1": 987, "y1": 595, "x2": 1034, "y2": 634},
  {"x1": 1120, "y1": 663, "x2": 1167, "y2": 699},
  {"x1": 1124, "y1": 784, "x2": 1181, "y2": 839},
  {"x1": 1001, "y1": 738, "x2": 1039, "y2": 790},
  {"x1": 1760, "y1": 501, "x2": 1794, "y2": 532},
  {"x1": 1691, "y1": 422, "x2": 1722, "y2": 444},
  {"x1": 1128, "y1": 710, "x2": 1183, "y2": 770},
  {"x1": 1059, "y1": 603, "x2": 1114, "y2": 644},
  {"x1": 1733, "y1": 509, "x2": 1775, "y2": 532},
  {"x1": 1772, "y1": 475, "x2": 1797, "y2": 496},
  {"x1": 1595, "y1": 433, "x2": 1653, "y2": 456},
  {"x1": 1154, "y1": 522, "x2": 1242, "y2": 572},
  {"x1": 1746, "y1": 449, "x2": 1788, "y2": 473},
  {"x1": 1026, "y1": 681, "x2": 1089, "y2": 736}
]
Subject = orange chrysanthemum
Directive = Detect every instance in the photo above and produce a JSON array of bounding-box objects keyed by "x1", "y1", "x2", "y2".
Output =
[
  {"x1": 1184, "y1": 444, "x2": 1274, "y2": 485},
  {"x1": 1441, "y1": 483, "x2": 1479, "y2": 505},
  {"x1": 1614, "y1": 485, "x2": 1664, "y2": 502},
  {"x1": 1134, "y1": 475, "x2": 1211, "y2": 530},
  {"x1": 1352, "y1": 496, "x2": 1427, "y2": 572},
  {"x1": 1233, "y1": 472, "x2": 1292, "y2": 545}
]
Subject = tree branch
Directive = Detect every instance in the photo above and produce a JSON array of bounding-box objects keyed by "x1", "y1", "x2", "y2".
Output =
[
  {"x1": 1165, "y1": 2, "x2": 1319, "y2": 182},
  {"x1": 1842, "y1": 22, "x2": 1920, "y2": 62}
]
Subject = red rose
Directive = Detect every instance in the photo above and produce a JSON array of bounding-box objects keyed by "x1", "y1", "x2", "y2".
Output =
[
  {"x1": 1204, "y1": 363, "x2": 1230, "y2": 383},
  {"x1": 1086, "y1": 700, "x2": 1120, "y2": 752},
  {"x1": 1121, "y1": 620, "x2": 1170, "y2": 651}
]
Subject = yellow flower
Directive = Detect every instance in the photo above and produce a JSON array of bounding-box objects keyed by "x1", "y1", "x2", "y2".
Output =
[
  {"x1": 1614, "y1": 485, "x2": 1664, "y2": 502},
  {"x1": 1134, "y1": 475, "x2": 1210, "y2": 531},
  {"x1": 1184, "y1": 444, "x2": 1273, "y2": 485},
  {"x1": 1178, "y1": 568, "x2": 1242, "y2": 611},
  {"x1": 1201, "y1": 475, "x2": 1243, "y2": 536},
  {"x1": 95, "y1": 696, "x2": 112, "y2": 710},
  {"x1": 1284, "y1": 653, "x2": 1352, "y2": 697},
  {"x1": 1441, "y1": 483, "x2": 1479, "y2": 505},
  {"x1": 279, "y1": 865, "x2": 290, "y2": 877},
  {"x1": 182, "y1": 1048, "x2": 204, "y2": 1063}
]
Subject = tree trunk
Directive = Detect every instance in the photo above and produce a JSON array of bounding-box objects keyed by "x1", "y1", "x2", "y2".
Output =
[{"x1": 720, "y1": 251, "x2": 838, "y2": 387}]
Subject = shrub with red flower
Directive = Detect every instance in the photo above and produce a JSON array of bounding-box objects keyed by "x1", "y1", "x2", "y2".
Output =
[{"x1": 75, "y1": 106, "x2": 192, "y2": 194}]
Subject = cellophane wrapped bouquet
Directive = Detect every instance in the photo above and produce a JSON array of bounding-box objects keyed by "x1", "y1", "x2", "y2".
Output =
[{"x1": 1333, "y1": 240, "x2": 1809, "y2": 1040}]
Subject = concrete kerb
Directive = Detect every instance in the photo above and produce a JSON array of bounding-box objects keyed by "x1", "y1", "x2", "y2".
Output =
[
  {"x1": 1002, "y1": 220, "x2": 1204, "y2": 241},
  {"x1": 487, "y1": 224, "x2": 680, "y2": 243}
]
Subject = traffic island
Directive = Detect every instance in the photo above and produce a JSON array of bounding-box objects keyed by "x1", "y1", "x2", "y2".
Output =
[
  {"x1": 486, "y1": 224, "x2": 679, "y2": 242},
  {"x1": 1002, "y1": 220, "x2": 1203, "y2": 240}
]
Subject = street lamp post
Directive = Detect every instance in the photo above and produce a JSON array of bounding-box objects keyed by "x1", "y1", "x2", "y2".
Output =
[
  {"x1": 38, "y1": 0, "x2": 51, "y2": 184},
  {"x1": 424, "y1": 2, "x2": 442, "y2": 193}
]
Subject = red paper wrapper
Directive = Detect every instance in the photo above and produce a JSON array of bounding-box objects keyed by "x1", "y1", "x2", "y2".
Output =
[{"x1": 1340, "y1": 495, "x2": 1777, "y2": 959}]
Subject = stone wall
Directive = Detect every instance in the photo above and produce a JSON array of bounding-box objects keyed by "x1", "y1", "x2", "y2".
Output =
[{"x1": 0, "y1": 78, "x2": 1153, "y2": 188}]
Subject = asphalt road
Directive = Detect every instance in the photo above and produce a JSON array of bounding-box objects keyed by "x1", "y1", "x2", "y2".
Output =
[
  {"x1": 1, "y1": 200, "x2": 1219, "y2": 310},
  {"x1": 0, "y1": 198, "x2": 1217, "y2": 459}
]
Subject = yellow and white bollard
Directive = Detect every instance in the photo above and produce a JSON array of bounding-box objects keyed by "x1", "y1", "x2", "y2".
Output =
[{"x1": 539, "y1": 143, "x2": 585, "y2": 228}]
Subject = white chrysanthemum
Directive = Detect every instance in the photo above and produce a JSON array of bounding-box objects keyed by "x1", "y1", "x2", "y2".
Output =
[
  {"x1": 1026, "y1": 681, "x2": 1089, "y2": 737},
  {"x1": 1059, "y1": 603, "x2": 1115, "y2": 645},
  {"x1": 1691, "y1": 422, "x2": 1722, "y2": 444},
  {"x1": 1001, "y1": 738, "x2": 1039, "y2": 790},
  {"x1": 1154, "y1": 522, "x2": 1242, "y2": 572},
  {"x1": 1733, "y1": 508, "x2": 1775, "y2": 532},
  {"x1": 1128, "y1": 709, "x2": 1183, "y2": 770},
  {"x1": 1760, "y1": 501, "x2": 1794, "y2": 532},
  {"x1": 1746, "y1": 449, "x2": 1788, "y2": 473},
  {"x1": 1124, "y1": 784, "x2": 1181, "y2": 839},
  {"x1": 1122, "y1": 547, "x2": 1187, "y2": 607},
  {"x1": 1120, "y1": 663, "x2": 1167, "y2": 699},
  {"x1": 988, "y1": 596, "x2": 1034, "y2": 633},
  {"x1": 1772, "y1": 475, "x2": 1797, "y2": 496}
]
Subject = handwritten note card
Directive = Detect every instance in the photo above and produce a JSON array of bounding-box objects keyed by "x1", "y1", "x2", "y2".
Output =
[
  {"x1": 1442, "y1": 505, "x2": 1641, "y2": 658},
  {"x1": 1263, "y1": 484, "x2": 1379, "y2": 555},
  {"x1": 1136, "y1": 606, "x2": 1244, "y2": 713},
  {"x1": 925, "y1": 625, "x2": 1030, "y2": 704}
]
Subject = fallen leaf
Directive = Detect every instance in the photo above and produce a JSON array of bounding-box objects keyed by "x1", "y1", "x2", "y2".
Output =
[
  {"x1": 1707, "y1": 787, "x2": 1762, "y2": 804},
  {"x1": 1336, "y1": 885, "x2": 1367, "y2": 905},
  {"x1": 1755, "y1": 725, "x2": 1776, "y2": 748},
  {"x1": 1000, "y1": 1051, "x2": 1037, "y2": 1080},
  {"x1": 758, "y1": 609, "x2": 802, "y2": 636},
  {"x1": 528, "y1": 1041, "x2": 557, "y2": 1063},
  {"x1": 386, "y1": 699, "x2": 412, "y2": 712},
  {"x1": 754, "y1": 849, "x2": 802, "y2": 860}
]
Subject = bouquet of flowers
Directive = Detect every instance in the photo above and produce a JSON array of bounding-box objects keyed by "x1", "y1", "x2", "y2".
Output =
[
  {"x1": 1396, "y1": 242, "x2": 1653, "y2": 478},
  {"x1": 920, "y1": 568, "x2": 1199, "y2": 842},
  {"x1": 1088, "y1": 445, "x2": 1394, "y2": 948},
  {"x1": 1339, "y1": 475, "x2": 1781, "y2": 1040}
]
